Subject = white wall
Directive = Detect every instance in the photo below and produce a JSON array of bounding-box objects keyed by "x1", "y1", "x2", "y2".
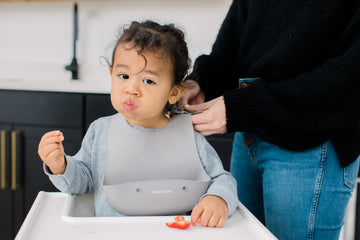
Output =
[{"x1": 0, "y1": 0, "x2": 231, "y2": 93}]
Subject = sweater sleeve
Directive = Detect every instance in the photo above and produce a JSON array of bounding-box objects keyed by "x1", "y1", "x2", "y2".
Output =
[
  {"x1": 44, "y1": 121, "x2": 97, "y2": 195},
  {"x1": 223, "y1": 4, "x2": 360, "y2": 150},
  {"x1": 194, "y1": 131, "x2": 238, "y2": 216},
  {"x1": 190, "y1": 0, "x2": 247, "y2": 101}
]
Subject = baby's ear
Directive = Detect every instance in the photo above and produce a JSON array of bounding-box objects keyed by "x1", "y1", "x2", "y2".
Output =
[{"x1": 168, "y1": 82, "x2": 186, "y2": 104}]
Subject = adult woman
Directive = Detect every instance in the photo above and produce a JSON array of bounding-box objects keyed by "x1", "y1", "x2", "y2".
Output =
[{"x1": 180, "y1": 0, "x2": 360, "y2": 239}]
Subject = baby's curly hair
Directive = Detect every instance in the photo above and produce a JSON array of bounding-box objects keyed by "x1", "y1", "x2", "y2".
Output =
[{"x1": 111, "y1": 20, "x2": 191, "y2": 85}]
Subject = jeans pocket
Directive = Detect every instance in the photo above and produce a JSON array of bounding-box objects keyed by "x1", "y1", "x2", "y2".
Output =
[
  {"x1": 238, "y1": 78, "x2": 258, "y2": 88},
  {"x1": 343, "y1": 157, "x2": 359, "y2": 190}
]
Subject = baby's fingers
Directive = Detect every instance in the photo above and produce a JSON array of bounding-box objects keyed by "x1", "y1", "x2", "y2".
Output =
[
  {"x1": 216, "y1": 216, "x2": 226, "y2": 228},
  {"x1": 207, "y1": 213, "x2": 227, "y2": 228},
  {"x1": 190, "y1": 204, "x2": 204, "y2": 226},
  {"x1": 199, "y1": 209, "x2": 212, "y2": 227},
  {"x1": 44, "y1": 131, "x2": 64, "y2": 143},
  {"x1": 40, "y1": 131, "x2": 63, "y2": 144},
  {"x1": 45, "y1": 135, "x2": 64, "y2": 145},
  {"x1": 39, "y1": 143, "x2": 62, "y2": 161},
  {"x1": 46, "y1": 147, "x2": 64, "y2": 161},
  {"x1": 42, "y1": 142, "x2": 63, "y2": 156},
  {"x1": 39, "y1": 131, "x2": 64, "y2": 153},
  {"x1": 42, "y1": 130, "x2": 62, "y2": 138}
]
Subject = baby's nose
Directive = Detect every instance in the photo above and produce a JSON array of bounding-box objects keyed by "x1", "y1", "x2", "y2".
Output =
[{"x1": 125, "y1": 80, "x2": 140, "y2": 95}]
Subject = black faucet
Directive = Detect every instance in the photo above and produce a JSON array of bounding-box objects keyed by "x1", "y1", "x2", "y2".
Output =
[{"x1": 65, "y1": 3, "x2": 79, "y2": 80}]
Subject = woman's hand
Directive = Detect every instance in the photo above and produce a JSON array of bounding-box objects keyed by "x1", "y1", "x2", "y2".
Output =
[
  {"x1": 178, "y1": 79, "x2": 205, "y2": 108},
  {"x1": 185, "y1": 96, "x2": 227, "y2": 136},
  {"x1": 191, "y1": 195, "x2": 229, "y2": 228}
]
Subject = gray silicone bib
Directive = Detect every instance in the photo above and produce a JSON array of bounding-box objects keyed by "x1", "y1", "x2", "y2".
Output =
[{"x1": 103, "y1": 113, "x2": 210, "y2": 215}]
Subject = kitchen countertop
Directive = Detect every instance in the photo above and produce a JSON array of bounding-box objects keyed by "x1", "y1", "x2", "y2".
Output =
[
  {"x1": 0, "y1": 61, "x2": 111, "y2": 94},
  {"x1": 0, "y1": 78, "x2": 110, "y2": 94},
  {"x1": 15, "y1": 192, "x2": 277, "y2": 240}
]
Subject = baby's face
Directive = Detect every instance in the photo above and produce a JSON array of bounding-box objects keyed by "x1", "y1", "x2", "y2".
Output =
[{"x1": 110, "y1": 43, "x2": 176, "y2": 128}]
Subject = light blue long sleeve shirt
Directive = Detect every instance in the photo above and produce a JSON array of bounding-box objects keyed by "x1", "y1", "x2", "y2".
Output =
[{"x1": 44, "y1": 115, "x2": 238, "y2": 216}]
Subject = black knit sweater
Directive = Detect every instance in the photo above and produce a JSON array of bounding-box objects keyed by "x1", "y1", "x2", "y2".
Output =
[{"x1": 190, "y1": 0, "x2": 360, "y2": 167}]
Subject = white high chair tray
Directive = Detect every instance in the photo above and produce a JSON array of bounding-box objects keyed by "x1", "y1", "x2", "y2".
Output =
[{"x1": 15, "y1": 192, "x2": 277, "y2": 240}]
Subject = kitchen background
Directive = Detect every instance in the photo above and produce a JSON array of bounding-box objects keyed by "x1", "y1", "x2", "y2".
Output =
[
  {"x1": 0, "y1": 1, "x2": 358, "y2": 240},
  {"x1": 0, "y1": 0, "x2": 231, "y2": 92},
  {"x1": 0, "y1": 1, "x2": 236, "y2": 239}
]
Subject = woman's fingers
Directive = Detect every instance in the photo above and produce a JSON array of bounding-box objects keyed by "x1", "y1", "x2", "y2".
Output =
[
  {"x1": 188, "y1": 96, "x2": 227, "y2": 136},
  {"x1": 185, "y1": 102, "x2": 209, "y2": 116},
  {"x1": 178, "y1": 80, "x2": 205, "y2": 108}
]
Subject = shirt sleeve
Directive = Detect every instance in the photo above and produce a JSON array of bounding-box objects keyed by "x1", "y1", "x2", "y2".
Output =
[
  {"x1": 194, "y1": 131, "x2": 238, "y2": 216},
  {"x1": 189, "y1": 0, "x2": 247, "y2": 102},
  {"x1": 43, "y1": 121, "x2": 97, "y2": 195}
]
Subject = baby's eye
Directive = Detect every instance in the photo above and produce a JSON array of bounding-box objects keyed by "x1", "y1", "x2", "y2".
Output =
[
  {"x1": 118, "y1": 74, "x2": 129, "y2": 80},
  {"x1": 143, "y1": 79, "x2": 155, "y2": 85}
]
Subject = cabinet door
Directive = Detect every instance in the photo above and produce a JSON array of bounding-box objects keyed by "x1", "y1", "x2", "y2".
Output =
[
  {"x1": 206, "y1": 133, "x2": 234, "y2": 171},
  {"x1": 85, "y1": 94, "x2": 116, "y2": 129},
  {"x1": 0, "y1": 124, "x2": 23, "y2": 240},
  {"x1": 0, "y1": 188, "x2": 15, "y2": 240},
  {"x1": 0, "y1": 90, "x2": 83, "y2": 128},
  {"x1": 0, "y1": 124, "x2": 14, "y2": 240},
  {"x1": 0, "y1": 90, "x2": 85, "y2": 239}
]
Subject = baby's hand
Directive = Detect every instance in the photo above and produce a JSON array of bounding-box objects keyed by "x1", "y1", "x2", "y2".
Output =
[
  {"x1": 191, "y1": 195, "x2": 229, "y2": 228},
  {"x1": 38, "y1": 130, "x2": 66, "y2": 175}
]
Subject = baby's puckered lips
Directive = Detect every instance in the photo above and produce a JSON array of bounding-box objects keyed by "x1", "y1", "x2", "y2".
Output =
[{"x1": 123, "y1": 100, "x2": 135, "y2": 111}]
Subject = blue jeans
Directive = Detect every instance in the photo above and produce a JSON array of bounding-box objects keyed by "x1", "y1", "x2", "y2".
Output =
[{"x1": 230, "y1": 132, "x2": 359, "y2": 240}]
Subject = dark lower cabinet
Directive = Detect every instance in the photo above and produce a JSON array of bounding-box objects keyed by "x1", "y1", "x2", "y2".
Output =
[
  {"x1": 85, "y1": 94, "x2": 116, "y2": 129},
  {"x1": 206, "y1": 133, "x2": 234, "y2": 171},
  {"x1": 0, "y1": 90, "x2": 84, "y2": 240},
  {"x1": 0, "y1": 124, "x2": 17, "y2": 240}
]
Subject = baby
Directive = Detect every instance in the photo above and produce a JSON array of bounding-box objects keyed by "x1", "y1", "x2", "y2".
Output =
[{"x1": 38, "y1": 20, "x2": 237, "y2": 228}]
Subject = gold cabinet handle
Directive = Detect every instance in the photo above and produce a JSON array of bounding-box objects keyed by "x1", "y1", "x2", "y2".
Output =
[
  {"x1": 11, "y1": 131, "x2": 22, "y2": 190},
  {"x1": 1, "y1": 130, "x2": 10, "y2": 190},
  {"x1": 1, "y1": 130, "x2": 22, "y2": 190},
  {"x1": 1, "y1": 130, "x2": 5, "y2": 189}
]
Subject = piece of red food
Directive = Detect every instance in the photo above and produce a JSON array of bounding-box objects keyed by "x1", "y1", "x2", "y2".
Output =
[
  {"x1": 166, "y1": 216, "x2": 191, "y2": 229},
  {"x1": 174, "y1": 216, "x2": 185, "y2": 221}
]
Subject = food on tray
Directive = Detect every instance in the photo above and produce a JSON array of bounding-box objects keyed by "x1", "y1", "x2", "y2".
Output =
[{"x1": 166, "y1": 215, "x2": 191, "y2": 229}]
